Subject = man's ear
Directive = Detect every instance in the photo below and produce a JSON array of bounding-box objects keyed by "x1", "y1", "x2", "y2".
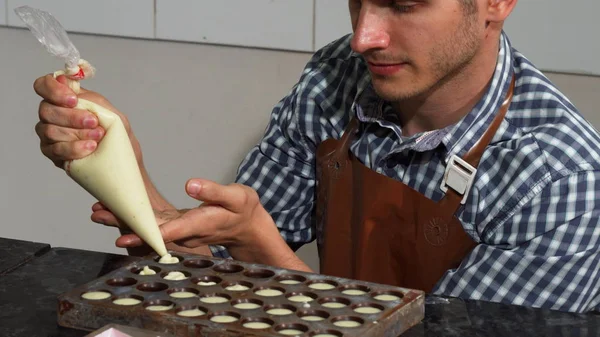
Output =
[{"x1": 485, "y1": 0, "x2": 518, "y2": 23}]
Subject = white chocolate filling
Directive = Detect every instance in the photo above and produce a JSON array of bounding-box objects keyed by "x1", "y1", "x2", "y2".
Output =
[
  {"x1": 334, "y1": 320, "x2": 362, "y2": 328},
  {"x1": 288, "y1": 295, "x2": 314, "y2": 303},
  {"x1": 255, "y1": 289, "x2": 283, "y2": 297},
  {"x1": 198, "y1": 281, "x2": 217, "y2": 286},
  {"x1": 342, "y1": 289, "x2": 367, "y2": 296},
  {"x1": 374, "y1": 294, "x2": 401, "y2": 301},
  {"x1": 266, "y1": 308, "x2": 293, "y2": 316},
  {"x1": 81, "y1": 291, "x2": 111, "y2": 300},
  {"x1": 163, "y1": 271, "x2": 187, "y2": 280},
  {"x1": 138, "y1": 266, "x2": 156, "y2": 275},
  {"x1": 210, "y1": 315, "x2": 238, "y2": 323},
  {"x1": 278, "y1": 329, "x2": 304, "y2": 335},
  {"x1": 226, "y1": 284, "x2": 249, "y2": 291},
  {"x1": 169, "y1": 291, "x2": 197, "y2": 298},
  {"x1": 321, "y1": 302, "x2": 346, "y2": 309},
  {"x1": 177, "y1": 308, "x2": 205, "y2": 317},
  {"x1": 158, "y1": 254, "x2": 179, "y2": 264},
  {"x1": 201, "y1": 296, "x2": 229, "y2": 304},
  {"x1": 243, "y1": 322, "x2": 272, "y2": 329},
  {"x1": 146, "y1": 304, "x2": 173, "y2": 311},
  {"x1": 309, "y1": 283, "x2": 335, "y2": 290},
  {"x1": 354, "y1": 306, "x2": 382, "y2": 314},
  {"x1": 234, "y1": 302, "x2": 261, "y2": 310},
  {"x1": 279, "y1": 279, "x2": 301, "y2": 285},
  {"x1": 301, "y1": 315, "x2": 325, "y2": 322},
  {"x1": 113, "y1": 298, "x2": 141, "y2": 306}
]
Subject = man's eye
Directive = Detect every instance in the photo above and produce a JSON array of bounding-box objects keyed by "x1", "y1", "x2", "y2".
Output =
[{"x1": 391, "y1": 2, "x2": 417, "y2": 13}]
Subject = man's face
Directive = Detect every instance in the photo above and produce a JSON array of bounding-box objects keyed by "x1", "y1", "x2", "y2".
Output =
[{"x1": 349, "y1": 0, "x2": 484, "y2": 102}]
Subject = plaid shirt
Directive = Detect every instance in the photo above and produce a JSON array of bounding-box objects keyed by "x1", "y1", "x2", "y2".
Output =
[{"x1": 211, "y1": 32, "x2": 600, "y2": 313}]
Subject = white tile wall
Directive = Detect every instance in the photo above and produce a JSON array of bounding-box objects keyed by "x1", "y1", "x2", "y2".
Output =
[
  {"x1": 315, "y1": 0, "x2": 352, "y2": 50},
  {"x1": 0, "y1": 0, "x2": 6, "y2": 26},
  {"x1": 7, "y1": 0, "x2": 154, "y2": 39},
  {"x1": 156, "y1": 0, "x2": 314, "y2": 52}
]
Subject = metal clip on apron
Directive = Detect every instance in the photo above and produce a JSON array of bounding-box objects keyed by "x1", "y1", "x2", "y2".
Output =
[{"x1": 315, "y1": 75, "x2": 515, "y2": 292}]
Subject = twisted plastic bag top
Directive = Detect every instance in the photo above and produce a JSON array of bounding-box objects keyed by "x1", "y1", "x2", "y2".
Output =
[{"x1": 14, "y1": 5, "x2": 80, "y2": 69}]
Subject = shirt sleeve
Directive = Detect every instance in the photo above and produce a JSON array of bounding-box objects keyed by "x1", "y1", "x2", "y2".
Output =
[
  {"x1": 434, "y1": 170, "x2": 600, "y2": 313},
  {"x1": 209, "y1": 55, "x2": 330, "y2": 259}
]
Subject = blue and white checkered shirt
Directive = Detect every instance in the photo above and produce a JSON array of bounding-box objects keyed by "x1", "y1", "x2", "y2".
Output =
[{"x1": 211, "y1": 32, "x2": 600, "y2": 313}]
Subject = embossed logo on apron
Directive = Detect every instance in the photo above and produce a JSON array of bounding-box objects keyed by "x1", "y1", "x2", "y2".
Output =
[{"x1": 424, "y1": 217, "x2": 449, "y2": 246}]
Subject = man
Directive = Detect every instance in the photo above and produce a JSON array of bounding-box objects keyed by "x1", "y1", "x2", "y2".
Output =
[{"x1": 33, "y1": 0, "x2": 600, "y2": 313}]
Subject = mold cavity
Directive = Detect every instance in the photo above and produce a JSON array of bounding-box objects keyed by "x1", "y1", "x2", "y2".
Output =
[
  {"x1": 308, "y1": 330, "x2": 344, "y2": 337},
  {"x1": 192, "y1": 275, "x2": 222, "y2": 287},
  {"x1": 297, "y1": 309, "x2": 330, "y2": 322},
  {"x1": 144, "y1": 300, "x2": 174, "y2": 312},
  {"x1": 112, "y1": 295, "x2": 144, "y2": 306},
  {"x1": 264, "y1": 304, "x2": 296, "y2": 316},
  {"x1": 372, "y1": 290, "x2": 404, "y2": 302},
  {"x1": 319, "y1": 297, "x2": 351, "y2": 309},
  {"x1": 160, "y1": 270, "x2": 191, "y2": 281},
  {"x1": 254, "y1": 286, "x2": 285, "y2": 297},
  {"x1": 286, "y1": 291, "x2": 318, "y2": 303},
  {"x1": 176, "y1": 305, "x2": 207, "y2": 317},
  {"x1": 136, "y1": 282, "x2": 169, "y2": 292},
  {"x1": 232, "y1": 298, "x2": 263, "y2": 310},
  {"x1": 352, "y1": 302, "x2": 385, "y2": 314},
  {"x1": 243, "y1": 268, "x2": 275, "y2": 279},
  {"x1": 212, "y1": 263, "x2": 244, "y2": 274},
  {"x1": 275, "y1": 274, "x2": 306, "y2": 285},
  {"x1": 167, "y1": 287, "x2": 199, "y2": 299},
  {"x1": 209, "y1": 311, "x2": 240, "y2": 323},
  {"x1": 105, "y1": 277, "x2": 137, "y2": 287},
  {"x1": 200, "y1": 293, "x2": 231, "y2": 304},
  {"x1": 81, "y1": 290, "x2": 111, "y2": 300},
  {"x1": 274, "y1": 323, "x2": 309, "y2": 336},
  {"x1": 331, "y1": 316, "x2": 364, "y2": 328},
  {"x1": 340, "y1": 284, "x2": 370, "y2": 296},
  {"x1": 222, "y1": 280, "x2": 253, "y2": 292},
  {"x1": 183, "y1": 259, "x2": 214, "y2": 269},
  {"x1": 307, "y1": 280, "x2": 338, "y2": 291},
  {"x1": 155, "y1": 254, "x2": 183, "y2": 264},
  {"x1": 242, "y1": 317, "x2": 275, "y2": 330},
  {"x1": 130, "y1": 265, "x2": 160, "y2": 275}
]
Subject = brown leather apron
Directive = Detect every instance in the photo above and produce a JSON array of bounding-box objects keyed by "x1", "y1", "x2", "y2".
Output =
[{"x1": 315, "y1": 76, "x2": 515, "y2": 292}]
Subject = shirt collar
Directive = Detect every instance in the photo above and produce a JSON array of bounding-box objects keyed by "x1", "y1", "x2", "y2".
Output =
[{"x1": 353, "y1": 31, "x2": 515, "y2": 160}]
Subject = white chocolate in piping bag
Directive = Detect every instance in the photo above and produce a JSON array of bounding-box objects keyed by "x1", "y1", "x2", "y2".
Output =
[{"x1": 15, "y1": 6, "x2": 169, "y2": 258}]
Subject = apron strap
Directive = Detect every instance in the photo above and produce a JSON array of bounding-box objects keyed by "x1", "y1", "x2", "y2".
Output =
[
  {"x1": 463, "y1": 74, "x2": 516, "y2": 166},
  {"x1": 441, "y1": 74, "x2": 516, "y2": 211}
]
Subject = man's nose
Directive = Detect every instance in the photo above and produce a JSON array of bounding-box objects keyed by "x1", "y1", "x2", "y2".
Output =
[{"x1": 350, "y1": 9, "x2": 390, "y2": 54}]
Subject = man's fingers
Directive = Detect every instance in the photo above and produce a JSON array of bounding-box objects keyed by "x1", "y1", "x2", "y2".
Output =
[
  {"x1": 35, "y1": 122, "x2": 104, "y2": 144},
  {"x1": 39, "y1": 100, "x2": 98, "y2": 129},
  {"x1": 33, "y1": 74, "x2": 78, "y2": 107},
  {"x1": 115, "y1": 234, "x2": 143, "y2": 248},
  {"x1": 91, "y1": 209, "x2": 121, "y2": 227},
  {"x1": 40, "y1": 140, "x2": 97, "y2": 162},
  {"x1": 91, "y1": 202, "x2": 108, "y2": 212},
  {"x1": 186, "y1": 179, "x2": 258, "y2": 213},
  {"x1": 159, "y1": 207, "x2": 229, "y2": 244}
]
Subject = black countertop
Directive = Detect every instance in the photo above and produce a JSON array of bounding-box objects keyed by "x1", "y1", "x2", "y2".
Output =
[
  {"x1": 0, "y1": 237, "x2": 50, "y2": 275},
  {"x1": 0, "y1": 243, "x2": 598, "y2": 337}
]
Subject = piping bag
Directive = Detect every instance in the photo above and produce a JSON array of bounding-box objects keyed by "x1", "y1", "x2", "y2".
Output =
[{"x1": 15, "y1": 6, "x2": 177, "y2": 263}]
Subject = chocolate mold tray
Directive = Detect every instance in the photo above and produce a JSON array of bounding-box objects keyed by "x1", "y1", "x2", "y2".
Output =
[{"x1": 57, "y1": 251, "x2": 425, "y2": 337}]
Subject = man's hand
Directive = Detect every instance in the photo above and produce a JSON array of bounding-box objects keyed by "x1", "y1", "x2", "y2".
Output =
[
  {"x1": 33, "y1": 74, "x2": 141, "y2": 168},
  {"x1": 92, "y1": 178, "x2": 312, "y2": 272}
]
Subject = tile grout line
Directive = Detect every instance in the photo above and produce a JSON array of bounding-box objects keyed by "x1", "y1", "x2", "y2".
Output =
[
  {"x1": 153, "y1": 0, "x2": 157, "y2": 39},
  {"x1": 312, "y1": 0, "x2": 316, "y2": 51}
]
